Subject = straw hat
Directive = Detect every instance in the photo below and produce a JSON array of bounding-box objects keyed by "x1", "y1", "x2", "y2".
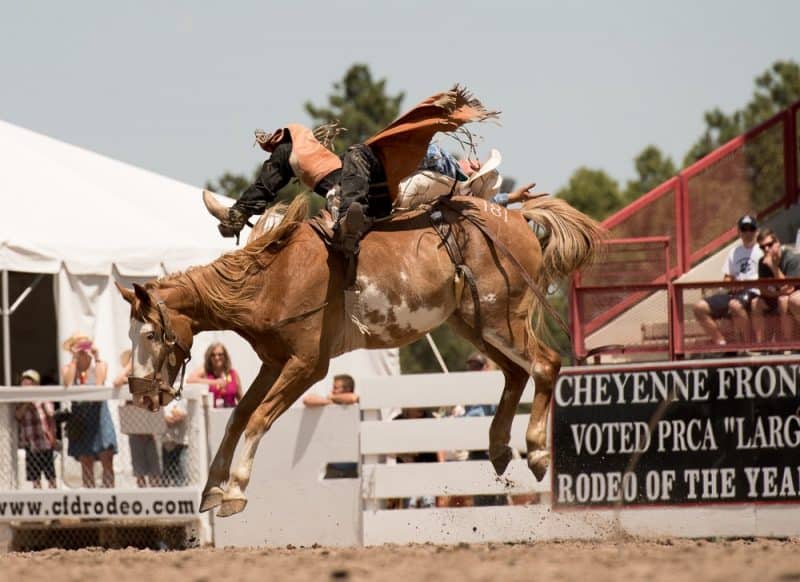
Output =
[{"x1": 62, "y1": 332, "x2": 93, "y2": 352}]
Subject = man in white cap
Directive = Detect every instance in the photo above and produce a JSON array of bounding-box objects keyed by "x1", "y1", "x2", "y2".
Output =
[{"x1": 693, "y1": 215, "x2": 763, "y2": 348}]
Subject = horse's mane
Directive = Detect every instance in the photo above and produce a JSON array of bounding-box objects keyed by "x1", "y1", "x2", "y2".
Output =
[{"x1": 151, "y1": 196, "x2": 310, "y2": 328}]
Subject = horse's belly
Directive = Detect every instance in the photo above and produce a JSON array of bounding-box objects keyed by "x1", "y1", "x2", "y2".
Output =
[{"x1": 348, "y1": 274, "x2": 455, "y2": 344}]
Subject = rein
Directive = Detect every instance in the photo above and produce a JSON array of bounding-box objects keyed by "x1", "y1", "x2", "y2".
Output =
[
  {"x1": 438, "y1": 198, "x2": 573, "y2": 340},
  {"x1": 427, "y1": 207, "x2": 488, "y2": 353}
]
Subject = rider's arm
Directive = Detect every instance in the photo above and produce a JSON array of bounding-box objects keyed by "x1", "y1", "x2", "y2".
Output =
[
  {"x1": 489, "y1": 183, "x2": 537, "y2": 206},
  {"x1": 301, "y1": 393, "x2": 331, "y2": 407}
]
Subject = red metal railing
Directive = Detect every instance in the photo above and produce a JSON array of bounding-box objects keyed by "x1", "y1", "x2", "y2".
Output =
[
  {"x1": 571, "y1": 100, "x2": 800, "y2": 362},
  {"x1": 572, "y1": 237, "x2": 672, "y2": 361},
  {"x1": 672, "y1": 278, "x2": 800, "y2": 357}
]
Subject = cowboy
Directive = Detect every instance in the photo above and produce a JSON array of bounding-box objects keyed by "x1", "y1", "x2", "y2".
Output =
[
  {"x1": 332, "y1": 86, "x2": 499, "y2": 257},
  {"x1": 206, "y1": 124, "x2": 342, "y2": 238},
  {"x1": 395, "y1": 145, "x2": 549, "y2": 242}
]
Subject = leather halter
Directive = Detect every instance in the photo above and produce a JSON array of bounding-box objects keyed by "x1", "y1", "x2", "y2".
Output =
[{"x1": 127, "y1": 295, "x2": 192, "y2": 409}]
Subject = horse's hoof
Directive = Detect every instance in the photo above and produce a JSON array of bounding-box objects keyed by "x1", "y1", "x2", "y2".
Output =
[
  {"x1": 527, "y1": 450, "x2": 550, "y2": 481},
  {"x1": 216, "y1": 496, "x2": 248, "y2": 518},
  {"x1": 199, "y1": 486, "x2": 225, "y2": 513},
  {"x1": 489, "y1": 445, "x2": 514, "y2": 476}
]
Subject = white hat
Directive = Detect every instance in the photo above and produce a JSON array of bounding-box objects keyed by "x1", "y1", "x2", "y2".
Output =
[
  {"x1": 21, "y1": 369, "x2": 41, "y2": 384},
  {"x1": 461, "y1": 149, "x2": 503, "y2": 200}
]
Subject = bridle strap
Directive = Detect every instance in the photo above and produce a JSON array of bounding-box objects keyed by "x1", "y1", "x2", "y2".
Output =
[{"x1": 154, "y1": 297, "x2": 192, "y2": 399}]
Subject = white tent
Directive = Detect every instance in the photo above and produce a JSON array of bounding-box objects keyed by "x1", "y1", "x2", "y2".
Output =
[{"x1": 0, "y1": 119, "x2": 398, "y2": 389}]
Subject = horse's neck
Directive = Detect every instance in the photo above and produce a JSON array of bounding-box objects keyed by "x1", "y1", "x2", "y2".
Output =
[{"x1": 158, "y1": 278, "x2": 220, "y2": 334}]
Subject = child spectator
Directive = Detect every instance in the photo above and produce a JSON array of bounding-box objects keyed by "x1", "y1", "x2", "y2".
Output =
[
  {"x1": 115, "y1": 350, "x2": 161, "y2": 487},
  {"x1": 15, "y1": 369, "x2": 57, "y2": 489},
  {"x1": 162, "y1": 399, "x2": 190, "y2": 486}
]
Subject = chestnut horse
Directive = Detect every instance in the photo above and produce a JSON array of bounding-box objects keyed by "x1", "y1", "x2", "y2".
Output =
[{"x1": 117, "y1": 194, "x2": 603, "y2": 517}]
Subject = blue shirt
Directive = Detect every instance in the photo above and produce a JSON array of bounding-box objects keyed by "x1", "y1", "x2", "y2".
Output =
[{"x1": 419, "y1": 144, "x2": 468, "y2": 181}]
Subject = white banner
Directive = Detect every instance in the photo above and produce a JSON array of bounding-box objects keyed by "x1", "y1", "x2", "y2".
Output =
[{"x1": 0, "y1": 488, "x2": 201, "y2": 522}]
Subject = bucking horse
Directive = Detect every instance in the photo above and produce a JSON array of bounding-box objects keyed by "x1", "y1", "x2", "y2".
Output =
[{"x1": 116, "y1": 193, "x2": 604, "y2": 517}]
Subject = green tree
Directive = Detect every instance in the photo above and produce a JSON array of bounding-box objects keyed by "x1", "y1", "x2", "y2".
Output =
[
  {"x1": 624, "y1": 145, "x2": 676, "y2": 202},
  {"x1": 305, "y1": 64, "x2": 405, "y2": 152},
  {"x1": 556, "y1": 167, "x2": 624, "y2": 220},
  {"x1": 683, "y1": 60, "x2": 800, "y2": 166}
]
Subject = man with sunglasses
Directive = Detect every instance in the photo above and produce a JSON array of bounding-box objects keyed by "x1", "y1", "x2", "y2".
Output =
[
  {"x1": 693, "y1": 215, "x2": 763, "y2": 348},
  {"x1": 751, "y1": 228, "x2": 800, "y2": 342}
]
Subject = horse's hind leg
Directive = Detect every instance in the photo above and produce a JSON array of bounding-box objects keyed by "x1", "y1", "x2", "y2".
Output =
[
  {"x1": 526, "y1": 344, "x2": 561, "y2": 481},
  {"x1": 216, "y1": 355, "x2": 327, "y2": 518},
  {"x1": 447, "y1": 316, "x2": 530, "y2": 476},
  {"x1": 200, "y1": 364, "x2": 280, "y2": 512}
]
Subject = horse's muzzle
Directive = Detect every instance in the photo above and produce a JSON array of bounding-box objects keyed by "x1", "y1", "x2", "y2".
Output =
[{"x1": 128, "y1": 375, "x2": 176, "y2": 411}]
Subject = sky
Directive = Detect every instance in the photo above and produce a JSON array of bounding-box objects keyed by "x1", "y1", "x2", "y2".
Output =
[{"x1": 1, "y1": 1, "x2": 798, "y2": 195}]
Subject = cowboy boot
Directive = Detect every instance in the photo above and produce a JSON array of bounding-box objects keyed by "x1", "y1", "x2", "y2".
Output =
[
  {"x1": 202, "y1": 190, "x2": 249, "y2": 239},
  {"x1": 217, "y1": 207, "x2": 248, "y2": 238},
  {"x1": 335, "y1": 201, "x2": 369, "y2": 257}
]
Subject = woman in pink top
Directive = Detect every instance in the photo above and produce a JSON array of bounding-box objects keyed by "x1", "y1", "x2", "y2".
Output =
[{"x1": 187, "y1": 343, "x2": 243, "y2": 408}]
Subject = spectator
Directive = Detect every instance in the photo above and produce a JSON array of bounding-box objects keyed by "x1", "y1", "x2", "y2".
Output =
[
  {"x1": 15, "y1": 369, "x2": 57, "y2": 489},
  {"x1": 394, "y1": 407, "x2": 437, "y2": 509},
  {"x1": 463, "y1": 352, "x2": 497, "y2": 418},
  {"x1": 187, "y1": 343, "x2": 242, "y2": 408},
  {"x1": 302, "y1": 374, "x2": 359, "y2": 407},
  {"x1": 162, "y1": 399, "x2": 190, "y2": 487},
  {"x1": 435, "y1": 403, "x2": 472, "y2": 508},
  {"x1": 692, "y1": 215, "x2": 763, "y2": 347},
  {"x1": 115, "y1": 350, "x2": 160, "y2": 487},
  {"x1": 752, "y1": 228, "x2": 800, "y2": 342},
  {"x1": 302, "y1": 374, "x2": 359, "y2": 478},
  {"x1": 463, "y1": 352, "x2": 507, "y2": 507},
  {"x1": 62, "y1": 332, "x2": 118, "y2": 488}
]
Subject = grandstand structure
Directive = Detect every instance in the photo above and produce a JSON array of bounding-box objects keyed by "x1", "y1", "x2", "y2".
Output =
[{"x1": 571, "y1": 100, "x2": 800, "y2": 361}]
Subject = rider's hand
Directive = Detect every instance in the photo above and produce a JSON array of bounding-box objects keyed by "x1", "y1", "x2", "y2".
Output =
[{"x1": 508, "y1": 183, "x2": 541, "y2": 204}]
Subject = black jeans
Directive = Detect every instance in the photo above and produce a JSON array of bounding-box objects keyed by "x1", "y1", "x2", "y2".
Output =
[{"x1": 339, "y1": 144, "x2": 392, "y2": 219}]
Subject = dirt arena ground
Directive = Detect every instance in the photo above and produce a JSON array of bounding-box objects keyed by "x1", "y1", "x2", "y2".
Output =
[{"x1": 3, "y1": 538, "x2": 800, "y2": 581}]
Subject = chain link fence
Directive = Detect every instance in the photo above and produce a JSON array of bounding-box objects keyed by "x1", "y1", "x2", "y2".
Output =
[{"x1": 0, "y1": 386, "x2": 209, "y2": 551}]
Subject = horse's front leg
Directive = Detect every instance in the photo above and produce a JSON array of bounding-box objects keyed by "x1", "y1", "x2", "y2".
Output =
[
  {"x1": 216, "y1": 355, "x2": 327, "y2": 517},
  {"x1": 200, "y1": 364, "x2": 279, "y2": 512}
]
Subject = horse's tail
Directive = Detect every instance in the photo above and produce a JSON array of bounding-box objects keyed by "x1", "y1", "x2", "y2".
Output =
[
  {"x1": 521, "y1": 196, "x2": 607, "y2": 289},
  {"x1": 518, "y1": 196, "x2": 607, "y2": 360}
]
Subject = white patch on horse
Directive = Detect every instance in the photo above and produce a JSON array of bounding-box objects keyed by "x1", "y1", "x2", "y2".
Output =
[
  {"x1": 482, "y1": 293, "x2": 497, "y2": 304},
  {"x1": 129, "y1": 319, "x2": 158, "y2": 379},
  {"x1": 400, "y1": 271, "x2": 409, "y2": 282},
  {"x1": 356, "y1": 277, "x2": 449, "y2": 340}
]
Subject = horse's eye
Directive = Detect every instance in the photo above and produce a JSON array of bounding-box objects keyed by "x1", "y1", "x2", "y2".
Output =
[{"x1": 146, "y1": 332, "x2": 156, "y2": 341}]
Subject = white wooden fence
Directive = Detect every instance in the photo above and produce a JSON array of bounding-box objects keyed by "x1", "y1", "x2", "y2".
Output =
[
  {"x1": 4, "y1": 370, "x2": 800, "y2": 549},
  {"x1": 358, "y1": 370, "x2": 618, "y2": 545}
]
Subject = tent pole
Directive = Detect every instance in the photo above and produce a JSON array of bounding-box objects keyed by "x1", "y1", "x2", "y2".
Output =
[{"x1": 1, "y1": 270, "x2": 10, "y2": 386}]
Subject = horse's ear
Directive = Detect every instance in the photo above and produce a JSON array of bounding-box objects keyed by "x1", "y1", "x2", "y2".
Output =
[
  {"x1": 115, "y1": 282, "x2": 136, "y2": 305},
  {"x1": 133, "y1": 283, "x2": 151, "y2": 306}
]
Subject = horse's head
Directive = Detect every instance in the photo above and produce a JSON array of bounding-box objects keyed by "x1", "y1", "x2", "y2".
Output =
[{"x1": 116, "y1": 282, "x2": 194, "y2": 411}]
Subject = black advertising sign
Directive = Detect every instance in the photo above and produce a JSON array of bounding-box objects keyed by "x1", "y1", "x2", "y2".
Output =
[{"x1": 552, "y1": 360, "x2": 800, "y2": 507}]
